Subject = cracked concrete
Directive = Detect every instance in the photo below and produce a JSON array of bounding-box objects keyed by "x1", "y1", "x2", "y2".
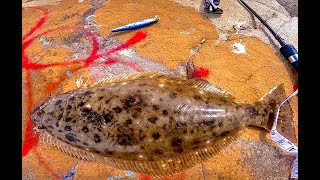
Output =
[{"x1": 172, "y1": 0, "x2": 298, "y2": 51}]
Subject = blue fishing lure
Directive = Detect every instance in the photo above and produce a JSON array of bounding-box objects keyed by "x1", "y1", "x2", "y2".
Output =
[{"x1": 111, "y1": 15, "x2": 159, "y2": 33}]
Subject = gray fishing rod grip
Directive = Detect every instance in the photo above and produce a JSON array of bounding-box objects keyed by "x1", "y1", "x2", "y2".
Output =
[{"x1": 280, "y1": 44, "x2": 298, "y2": 72}]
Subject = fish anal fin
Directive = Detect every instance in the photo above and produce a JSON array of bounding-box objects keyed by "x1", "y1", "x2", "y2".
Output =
[{"x1": 40, "y1": 130, "x2": 241, "y2": 177}]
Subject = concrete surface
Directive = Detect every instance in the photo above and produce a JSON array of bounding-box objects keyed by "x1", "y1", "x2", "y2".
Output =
[
  {"x1": 276, "y1": 0, "x2": 298, "y2": 17},
  {"x1": 172, "y1": 0, "x2": 298, "y2": 51}
]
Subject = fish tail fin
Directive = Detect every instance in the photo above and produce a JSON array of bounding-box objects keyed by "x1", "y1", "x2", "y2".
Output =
[{"x1": 258, "y1": 84, "x2": 297, "y2": 143}]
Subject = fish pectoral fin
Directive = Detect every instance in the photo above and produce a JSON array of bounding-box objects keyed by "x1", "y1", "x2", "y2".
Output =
[
  {"x1": 76, "y1": 76, "x2": 90, "y2": 89},
  {"x1": 192, "y1": 79, "x2": 236, "y2": 99}
]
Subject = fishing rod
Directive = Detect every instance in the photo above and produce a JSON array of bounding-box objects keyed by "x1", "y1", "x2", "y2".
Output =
[{"x1": 238, "y1": 0, "x2": 298, "y2": 73}]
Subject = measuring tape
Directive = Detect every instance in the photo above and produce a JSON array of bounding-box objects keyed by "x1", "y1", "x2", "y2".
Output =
[{"x1": 270, "y1": 89, "x2": 298, "y2": 179}]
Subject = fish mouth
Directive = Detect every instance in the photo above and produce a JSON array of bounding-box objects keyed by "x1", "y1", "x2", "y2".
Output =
[{"x1": 30, "y1": 108, "x2": 45, "y2": 129}]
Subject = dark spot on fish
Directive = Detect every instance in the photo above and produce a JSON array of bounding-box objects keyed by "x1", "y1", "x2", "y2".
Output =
[
  {"x1": 117, "y1": 134, "x2": 133, "y2": 146},
  {"x1": 97, "y1": 128, "x2": 102, "y2": 132},
  {"x1": 169, "y1": 117, "x2": 174, "y2": 123},
  {"x1": 55, "y1": 122, "x2": 59, "y2": 127},
  {"x1": 78, "y1": 102, "x2": 85, "y2": 107},
  {"x1": 80, "y1": 107, "x2": 91, "y2": 115},
  {"x1": 58, "y1": 129, "x2": 63, "y2": 132},
  {"x1": 139, "y1": 135, "x2": 146, "y2": 141},
  {"x1": 135, "y1": 108, "x2": 142, "y2": 112},
  {"x1": 148, "y1": 117, "x2": 158, "y2": 124},
  {"x1": 139, "y1": 83, "x2": 147, "y2": 86},
  {"x1": 65, "y1": 117, "x2": 72, "y2": 122},
  {"x1": 183, "y1": 129, "x2": 187, "y2": 133},
  {"x1": 82, "y1": 127, "x2": 89, "y2": 133},
  {"x1": 171, "y1": 138, "x2": 182, "y2": 147},
  {"x1": 267, "y1": 113, "x2": 275, "y2": 129},
  {"x1": 104, "y1": 149, "x2": 113, "y2": 156},
  {"x1": 193, "y1": 139, "x2": 201, "y2": 145},
  {"x1": 98, "y1": 96, "x2": 103, "y2": 101},
  {"x1": 192, "y1": 145, "x2": 199, "y2": 150},
  {"x1": 124, "y1": 95, "x2": 142, "y2": 108},
  {"x1": 57, "y1": 114, "x2": 63, "y2": 120},
  {"x1": 194, "y1": 95, "x2": 202, "y2": 100},
  {"x1": 82, "y1": 142, "x2": 88, "y2": 146},
  {"x1": 90, "y1": 149, "x2": 100, "y2": 154},
  {"x1": 103, "y1": 113, "x2": 113, "y2": 123},
  {"x1": 173, "y1": 110, "x2": 180, "y2": 114},
  {"x1": 48, "y1": 111, "x2": 54, "y2": 115},
  {"x1": 152, "y1": 105, "x2": 160, "y2": 111},
  {"x1": 203, "y1": 120, "x2": 216, "y2": 127},
  {"x1": 154, "y1": 149, "x2": 163, "y2": 155},
  {"x1": 162, "y1": 110, "x2": 168, "y2": 115},
  {"x1": 221, "y1": 131, "x2": 230, "y2": 136},
  {"x1": 173, "y1": 147, "x2": 184, "y2": 153},
  {"x1": 162, "y1": 124, "x2": 167, "y2": 130},
  {"x1": 94, "y1": 134, "x2": 101, "y2": 143},
  {"x1": 65, "y1": 133, "x2": 77, "y2": 142},
  {"x1": 64, "y1": 126, "x2": 72, "y2": 131},
  {"x1": 113, "y1": 106, "x2": 122, "y2": 114},
  {"x1": 177, "y1": 88, "x2": 183, "y2": 92},
  {"x1": 218, "y1": 122, "x2": 223, "y2": 127},
  {"x1": 203, "y1": 130, "x2": 206, "y2": 133},
  {"x1": 212, "y1": 132, "x2": 217, "y2": 136},
  {"x1": 152, "y1": 132, "x2": 161, "y2": 140},
  {"x1": 141, "y1": 146, "x2": 145, "y2": 149},
  {"x1": 104, "y1": 97, "x2": 113, "y2": 104},
  {"x1": 160, "y1": 98, "x2": 163, "y2": 101},
  {"x1": 48, "y1": 125, "x2": 54, "y2": 129},
  {"x1": 70, "y1": 97, "x2": 75, "y2": 101},
  {"x1": 55, "y1": 100, "x2": 62, "y2": 105},
  {"x1": 169, "y1": 92, "x2": 177, "y2": 99},
  {"x1": 190, "y1": 129, "x2": 194, "y2": 134},
  {"x1": 125, "y1": 119, "x2": 133, "y2": 125},
  {"x1": 262, "y1": 114, "x2": 266, "y2": 117},
  {"x1": 116, "y1": 126, "x2": 136, "y2": 146},
  {"x1": 47, "y1": 129, "x2": 53, "y2": 134},
  {"x1": 264, "y1": 108, "x2": 268, "y2": 113},
  {"x1": 132, "y1": 112, "x2": 140, "y2": 118},
  {"x1": 67, "y1": 105, "x2": 72, "y2": 110},
  {"x1": 209, "y1": 124, "x2": 217, "y2": 130},
  {"x1": 247, "y1": 106, "x2": 259, "y2": 117},
  {"x1": 236, "y1": 106, "x2": 240, "y2": 109},
  {"x1": 269, "y1": 99, "x2": 276, "y2": 107},
  {"x1": 83, "y1": 91, "x2": 93, "y2": 96}
]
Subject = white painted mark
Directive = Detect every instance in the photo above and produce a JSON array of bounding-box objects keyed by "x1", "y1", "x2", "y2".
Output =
[{"x1": 231, "y1": 42, "x2": 248, "y2": 55}]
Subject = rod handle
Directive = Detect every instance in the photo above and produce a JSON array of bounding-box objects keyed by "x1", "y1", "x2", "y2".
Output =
[{"x1": 280, "y1": 44, "x2": 298, "y2": 72}]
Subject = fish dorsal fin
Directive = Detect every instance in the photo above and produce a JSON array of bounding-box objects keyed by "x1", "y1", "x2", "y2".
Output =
[
  {"x1": 90, "y1": 72, "x2": 235, "y2": 99},
  {"x1": 39, "y1": 129, "x2": 242, "y2": 178},
  {"x1": 191, "y1": 79, "x2": 236, "y2": 99},
  {"x1": 90, "y1": 72, "x2": 171, "y2": 87}
]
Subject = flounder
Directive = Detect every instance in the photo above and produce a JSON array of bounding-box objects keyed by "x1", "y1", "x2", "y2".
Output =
[{"x1": 31, "y1": 72, "x2": 296, "y2": 177}]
